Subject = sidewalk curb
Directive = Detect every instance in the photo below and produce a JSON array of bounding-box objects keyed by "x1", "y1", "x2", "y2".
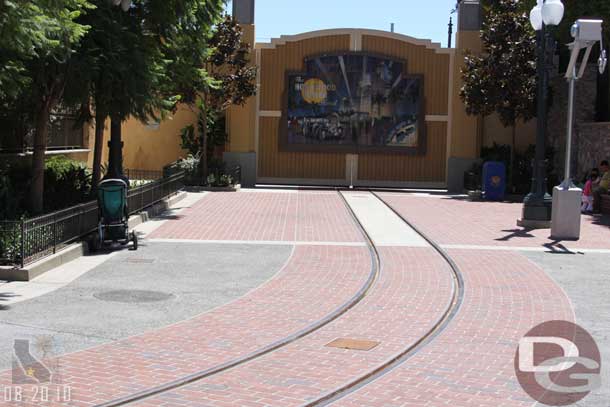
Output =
[
  {"x1": 0, "y1": 191, "x2": 187, "y2": 282},
  {"x1": 0, "y1": 242, "x2": 88, "y2": 282}
]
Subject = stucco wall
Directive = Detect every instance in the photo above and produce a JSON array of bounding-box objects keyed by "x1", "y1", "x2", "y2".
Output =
[
  {"x1": 90, "y1": 105, "x2": 196, "y2": 172},
  {"x1": 482, "y1": 115, "x2": 537, "y2": 153}
]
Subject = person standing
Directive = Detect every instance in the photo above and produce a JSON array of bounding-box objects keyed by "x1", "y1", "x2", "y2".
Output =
[{"x1": 582, "y1": 168, "x2": 599, "y2": 213}]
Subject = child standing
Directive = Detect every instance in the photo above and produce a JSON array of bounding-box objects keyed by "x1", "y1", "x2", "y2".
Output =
[{"x1": 582, "y1": 168, "x2": 600, "y2": 213}]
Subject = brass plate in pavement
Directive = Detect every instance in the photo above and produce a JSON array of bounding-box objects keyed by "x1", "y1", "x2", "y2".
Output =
[{"x1": 325, "y1": 338, "x2": 380, "y2": 351}]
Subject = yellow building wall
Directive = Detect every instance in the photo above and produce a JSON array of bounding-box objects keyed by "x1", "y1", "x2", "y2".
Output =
[
  {"x1": 226, "y1": 24, "x2": 257, "y2": 154},
  {"x1": 450, "y1": 31, "x2": 482, "y2": 160},
  {"x1": 256, "y1": 31, "x2": 452, "y2": 184},
  {"x1": 483, "y1": 115, "x2": 537, "y2": 153},
  {"x1": 89, "y1": 105, "x2": 197, "y2": 172},
  {"x1": 257, "y1": 34, "x2": 352, "y2": 181}
]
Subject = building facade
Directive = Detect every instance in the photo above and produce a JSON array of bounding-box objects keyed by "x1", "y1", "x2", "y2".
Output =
[{"x1": 91, "y1": 0, "x2": 524, "y2": 191}]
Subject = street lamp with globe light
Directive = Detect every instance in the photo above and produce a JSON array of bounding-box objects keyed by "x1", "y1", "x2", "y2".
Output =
[{"x1": 520, "y1": 0, "x2": 564, "y2": 228}]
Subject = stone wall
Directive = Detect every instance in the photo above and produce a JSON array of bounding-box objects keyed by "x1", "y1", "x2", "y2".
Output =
[
  {"x1": 546, "y1": 63, "x2": 599, "y2": 180},
  {"x1": 576, "y1": 122, "x2": 610, "y2": 178}
]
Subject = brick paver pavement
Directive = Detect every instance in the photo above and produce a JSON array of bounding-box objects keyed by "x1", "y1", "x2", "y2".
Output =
[
  {"x1": 150, "y1": 191, "x2": 363, "y2": 243},
  {"x1": 379, "y1": 192, "x2": 610, "y2": 250},
  {"x1": 128, "y1": 247, "x2": 454, "y2": 407},
  {"x1": 0, "y1": 191, "x2": 371, "y2": 406},
  {"x1": 0, "y1": 191, "x2": 580, "y2": 407},
  {"x1": 0, "y1": 245, "x2": 371, "y2": 406},
  {"x1": 333, "y1": 250, "x2": 575, "y2": 407}
]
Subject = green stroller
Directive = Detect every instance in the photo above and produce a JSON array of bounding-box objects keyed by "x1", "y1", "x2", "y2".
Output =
[{"x1": 92, "y1": 178, "x2": 138, "y2": 251}]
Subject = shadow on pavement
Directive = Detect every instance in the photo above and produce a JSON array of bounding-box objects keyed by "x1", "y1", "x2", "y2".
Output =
[
  {"x1": 543, "y1": 242, "x2": 584, "y2": 255},
  {"x1": 84, "y1": 241, "x2": 144, "y2": 258},
  {"x1": 152, "y1": 214, "x2": 184, "y2": 221},
  {"x1": 495, "y1": 228, "x2": 535, "y2": 241},
  {"x1": 588, "y1": 213, "x2": 610, "y2": 227},
  {"x1": 441, "y1": 195, "x2": 526, "y2": 203},
  {"x1": 0, "y1": 292, "x2": 20, "y2": 310}
]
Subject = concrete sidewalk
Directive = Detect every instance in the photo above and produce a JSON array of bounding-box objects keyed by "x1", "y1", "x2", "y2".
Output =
[{"x1": 0, "y1": 242, "x2": 291, "y2": 370}]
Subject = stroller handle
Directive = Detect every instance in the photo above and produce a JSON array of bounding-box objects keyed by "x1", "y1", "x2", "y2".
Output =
[{"x1": 99, "y1": 178, "x2": 128, "y2": 187}]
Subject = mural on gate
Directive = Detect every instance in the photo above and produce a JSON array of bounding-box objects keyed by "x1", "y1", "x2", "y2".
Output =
[{"x1": 285, "y1": 53, "x2": 424, "y2": 153}]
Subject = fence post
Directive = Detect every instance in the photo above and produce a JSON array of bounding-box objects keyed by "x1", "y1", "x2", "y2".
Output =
[
  {"x1": 53, "y1": 214, "x2": 57, "y2": 254},
  {"x1": 20, "y1": 220, "x2": 25, "y2": 269}
]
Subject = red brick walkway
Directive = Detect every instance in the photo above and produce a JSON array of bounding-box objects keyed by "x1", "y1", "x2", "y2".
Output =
[
  {"x1": 333, "y1": 250, "x2": 574, "y2": 407},
  {"x1": 126, "y1": 193, "x2": 577, "y2": 407},
  {"x1": 150, "y1": 191, "x2": 363, "y2": 243},
  {"x1": 129, "y1": 247, "x2": 455, "y2": 407},
  {"x1": 0, "y1": 192, "x2": 370, "y2": 406},
  {"x1": 0, "y1": 191, "x2": 579, "y2": 407},
  {"x1": 378, "y1": 192, "x2": 610, "y2": 250}
]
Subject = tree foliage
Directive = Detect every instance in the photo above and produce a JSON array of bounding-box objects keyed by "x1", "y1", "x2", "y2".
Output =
[
  {"x1": 460, "y1": 0, "x2": 537, "y2": 128},
  {"x1": 0, "y1": 0, "x2": 92, "y2": 213},
  {"x1": 1, "y1": 0, "x2": 227, "y2": 211},
  {"x1": 194, "y1": 14, "x2": 257, "y2": 181},
  {"x1": 0, "y1": 0, "x2": 92, "y2": 104},
  {"x1": 207, "y1": 15, "x2": 258, "y2": 110},
  {"x1": 66, "y1": 0, "x2": 225, "y2": 184}
]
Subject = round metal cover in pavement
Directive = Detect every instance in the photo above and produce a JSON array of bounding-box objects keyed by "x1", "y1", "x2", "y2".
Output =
[{"x1": 94, "y1": 290, "x2": 174, "y2": 303}]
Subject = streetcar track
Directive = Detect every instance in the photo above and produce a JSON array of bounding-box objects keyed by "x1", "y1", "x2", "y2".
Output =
[
  {"x1": 95, "y1": 188, "x2": 464, "y2": 407},
  {"x1": 95, "y1": 190, "x2": 380, "y2": 407},
  {"x1": 301, "y1": 190, "x2": 465, "y2": 406}
]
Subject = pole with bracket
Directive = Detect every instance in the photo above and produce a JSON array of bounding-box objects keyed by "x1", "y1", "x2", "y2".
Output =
[{"x1": 551, "y1": 19, "x2": 607, "y2": 240}]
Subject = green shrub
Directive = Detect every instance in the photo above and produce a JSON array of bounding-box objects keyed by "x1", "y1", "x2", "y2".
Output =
[
  {"x1": 0, "y1": 221, "x2": 21, "y2": 263},
  {"x1": 44, "y1": 156, "x2": 91, "y2": 211},
  {"x1": 165, "y1": 155, "x2": 200, "y2": 185},
  {"x1": 206, "y1": 172, "x2": 234, "y2": 187},
  {"x1": 0, "y1": 161, "x2": 31, "y2": 220},
  {"x1": 165, "y1": 155, "x2": 236, "y2": 187}
]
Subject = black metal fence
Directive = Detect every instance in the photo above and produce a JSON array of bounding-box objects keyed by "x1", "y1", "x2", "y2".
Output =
[
  {"x1": 125, "y1": 169, "x2": 163, "y2": 181},
  {"x1": 0, "y1": 172, "x2": 184, "y2": 268}
]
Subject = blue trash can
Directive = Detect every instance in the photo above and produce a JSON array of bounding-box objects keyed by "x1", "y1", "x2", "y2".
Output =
[{"x1": 482, "y1": 161, "x2": 506, "y2": 201}]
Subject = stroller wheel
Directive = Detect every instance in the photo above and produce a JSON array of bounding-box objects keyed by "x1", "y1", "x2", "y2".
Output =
[
  {"x1": 89, "y1": 233, "x2": 102, "y2": 252},
  {"x1": 88, "y1": 234, "x2": 97, "y2": 253},
  {"x1": 130, "y1": 232, "x2": 138, "y2": 251}
]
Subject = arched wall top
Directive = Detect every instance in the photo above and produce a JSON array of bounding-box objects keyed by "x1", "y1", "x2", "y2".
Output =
[{"x1": 256, "y1": 28, "x2": 454, "y2": 55}]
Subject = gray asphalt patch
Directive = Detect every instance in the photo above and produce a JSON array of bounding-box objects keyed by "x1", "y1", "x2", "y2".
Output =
[
  {"x1": 523, "y1": 251, "x2": 610, "y2": 407},
  {"x1": 0, "y1": 242, "x2": 291, "y2": 370}
]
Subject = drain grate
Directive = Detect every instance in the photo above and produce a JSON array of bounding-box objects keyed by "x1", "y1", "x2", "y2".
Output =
[
  {"x1": 326, "y1": 338, "x2": 380, "y2": 351},
  {"x1": 94, "y1": 290, "x2": 174, "y2": 303}
]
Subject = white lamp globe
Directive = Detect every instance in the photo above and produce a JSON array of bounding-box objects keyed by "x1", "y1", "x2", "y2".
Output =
[
  {"x1": 530, "y1": 2, "x2": 543, "y2": 31},
  {"x1": 542, "y1": 0, "x2": 564, "y2": 27}
]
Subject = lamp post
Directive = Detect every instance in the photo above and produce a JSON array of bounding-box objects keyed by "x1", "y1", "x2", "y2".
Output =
[
  {"x1": 105, "y1": 0, "x2": 132, "y2": 180},
  {"x1": 551, "y1": 19, "x2": 607, "y2": 239},
  {"x1": 520, "y1": 0, "x2": 564, "y2": 228}
]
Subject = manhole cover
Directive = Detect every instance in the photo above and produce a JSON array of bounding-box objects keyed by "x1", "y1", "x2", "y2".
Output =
[
  {"x1": 94, "y1": 290, "x2": 174, "y2": 303},
  {"x1": 326, "y1": 338, "x2": 380, "y2": 351}
]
